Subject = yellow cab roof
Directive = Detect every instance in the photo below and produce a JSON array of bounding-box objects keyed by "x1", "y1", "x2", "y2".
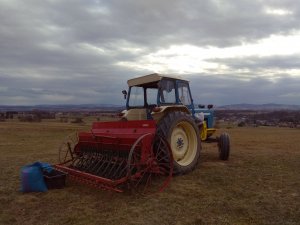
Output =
[{"x1": 127, "y1": 73, "x2": 188, "y2": 87}]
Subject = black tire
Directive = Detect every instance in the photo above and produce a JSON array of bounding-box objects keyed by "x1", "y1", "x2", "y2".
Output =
[
  {"x1": 218, "y1": 133, "x2": 230, "y2": 160},
  {"x1": 157, "y1": 111, "x2": 201, "y2": 175}
]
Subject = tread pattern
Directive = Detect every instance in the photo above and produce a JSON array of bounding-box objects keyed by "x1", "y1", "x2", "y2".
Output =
[
  {"x1": 157, "y1": 111, "x2": 201, "y2": 175},
  {"x1": 218, "y1": 133, "x2": 230, "y2": 160}
]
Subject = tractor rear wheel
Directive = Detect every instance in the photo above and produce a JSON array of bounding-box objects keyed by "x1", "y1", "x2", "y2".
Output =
[
  {"x1": 157, "y1": 111, "x2": 201, "y2": 175},
  {"x1": 218, "y1": 133, "x2": 230, "y2": 160}
]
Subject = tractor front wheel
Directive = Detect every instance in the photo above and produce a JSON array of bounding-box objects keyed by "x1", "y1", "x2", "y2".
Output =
[
  {"x1": 157, "y1": 111, "x2": 201, "y2": 175},
  {"x1": 218, "y1": 133, "x2": 230, "y2": 160}
]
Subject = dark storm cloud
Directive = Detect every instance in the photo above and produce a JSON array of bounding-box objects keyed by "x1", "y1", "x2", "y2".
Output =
[{"x1": 0, "y1": 0, "x2": 299, "y2": 105}]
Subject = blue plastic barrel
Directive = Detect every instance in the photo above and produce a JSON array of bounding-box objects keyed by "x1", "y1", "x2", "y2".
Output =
[{"x1": 20, "y1": 162, "x2": 52, "y2": 193}]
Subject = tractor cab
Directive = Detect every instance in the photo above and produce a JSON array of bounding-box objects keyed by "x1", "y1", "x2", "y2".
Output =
[
  {"x1": 122, "y1": 73, "x2": 195, "y2": 121},
  {"x1": 122, "y1": 73, "x2": 217, "y2": 141}
]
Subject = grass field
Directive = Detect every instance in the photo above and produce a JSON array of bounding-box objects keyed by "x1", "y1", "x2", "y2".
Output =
[{"x1": 0, "y1": 120, "x2": 299, "y2": 225}]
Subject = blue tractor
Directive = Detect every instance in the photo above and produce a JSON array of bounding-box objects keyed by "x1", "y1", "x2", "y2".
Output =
[{"x1": 121, "y1": 73, "x2": 230, "y2": 175}]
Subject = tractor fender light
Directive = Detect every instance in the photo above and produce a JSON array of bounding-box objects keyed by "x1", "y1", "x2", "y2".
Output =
[{"x1": 152, "y1": 107, "x2": 162, "y2": 113}]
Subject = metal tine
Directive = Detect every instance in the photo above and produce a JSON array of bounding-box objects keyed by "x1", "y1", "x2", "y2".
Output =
[
  {"x1": 80, "y1": 153, "x2": 95, "y2": 171},
  {"x1": 71, "y1": 156, "x2": 82, "y2": 167},
  {"x1": 120, "y1": 160, "x2": 129, "y2": 179},
  {"x1": 74, "y1": 154, "x2": 87, "y2": 169},
  {"x1": 82, "y1": 152, "x2": 93, "y2": 169},
  {"x1": 118, "y1": 151, "x2": 131, "y2": 178},
  {"x1": 97, "y1": 151, "x2": 115, "y2": 177},
  {"x1": 105, "y1": 150, "x2": 122, "y2": 179},
  {"x1": 104, "y1": 149, "x2": 127, "y2": 179},
  {"x1": 70, "y1": 142, "x2": 91, "y2": 169},
  {"x1": 69, "y1": 141, "x2": 133, "y2": 180},
  {"x1": 98, "y1": 157, "x2": 113, "y2": 177},
  {"x1": 89, "y1": 152, "x2": 105, "y2": 174},
  {"x1": 111, "y1": 158, "x2": 127, "y2": 179},
  {"x1": 94, "y1": 161, "x2": 108, "y2": 176},
  {"x1": 94, "y1": 150, "x2": 111, "y2": 176},
  {"x1": 78, "y1": 154, "x2": 90, "y2": 171},
  {"x1": 96, "y1": 161, "x2": 110, "y2": 177},
  {"x1": 85, "y1": 153, "x2": 98, "y2": 172},
  {"x1": 74, "y1": 144, "x2": 90, "y2": 169},
  {"x1": 81, "y1": 147, "x2": 96, "y2": 168},
  {"x1": 105, "y1": 162, "x2": 117, "y2": 179},
  {"x1": 95, "y1": 155, "x2": 108, "y2": 174},
  {"x1": 93, "y1": 160, "x2": 107, "y2": 176},
  {"x1": 81, "y1": 143, "x2": 98, "y2": 171}
]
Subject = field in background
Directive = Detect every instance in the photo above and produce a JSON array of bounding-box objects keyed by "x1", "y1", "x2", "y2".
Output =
[{"x1": 0, "y1": 118, "x2": 299, "y2": 225}]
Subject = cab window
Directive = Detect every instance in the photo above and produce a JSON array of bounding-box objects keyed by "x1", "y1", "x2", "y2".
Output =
[
  {"x1": 146, "y1": 88, "x2": 157, "y2": 105},
  {"x1": 178, "y1": 82, "x2": 192, "y2": 105},
  {"x1": 158, "y1": 80, "x2": 176, "y2": 104},
  {"x1": 128, "y1": 86, "x2": 144, "y2": 107}
]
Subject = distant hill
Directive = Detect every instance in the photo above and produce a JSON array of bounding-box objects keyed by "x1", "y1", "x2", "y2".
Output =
[
  {"x1": 1, "y1": 103, "x2": 300, "y2": 112},
  {"x1": 0, "y1": 104, "x2": 125, "y2": 112},
  {"x1": 217, "y1": 103, "x2": 300, "y2": 110}
]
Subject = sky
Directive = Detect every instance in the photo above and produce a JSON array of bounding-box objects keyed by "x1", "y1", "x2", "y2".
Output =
[{"x1": 0, "y1": 0, "x2": 300, "y2": 106}]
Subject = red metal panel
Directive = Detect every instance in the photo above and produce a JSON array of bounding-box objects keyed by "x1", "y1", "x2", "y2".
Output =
[
  {"x1": 77, "y1": 120, "x2": 157, "y2": 152},
  {"x1": 91, "y1": 120, "x2": 156, "y2": 136}
]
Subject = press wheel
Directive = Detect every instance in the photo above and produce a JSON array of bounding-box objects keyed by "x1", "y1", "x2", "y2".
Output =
[
  {"x1": 127, "y1": 134, "x2": 173, "y2": 194},
  {"x1": 58, "y1": 132, "x2": 78, "y2": 165}
]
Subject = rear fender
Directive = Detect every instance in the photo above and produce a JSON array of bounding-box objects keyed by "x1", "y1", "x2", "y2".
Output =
[{"x1": 152, "y1": 106, "x2": 191, "y2": 123}]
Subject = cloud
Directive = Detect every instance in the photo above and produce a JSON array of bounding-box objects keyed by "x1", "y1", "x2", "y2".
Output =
[
  {"x1": 189, "y1": 74, "x2": 300, "y2": 105},
  {"x1": 0, "y1": 0, "x2": 299, "y2": 105}
]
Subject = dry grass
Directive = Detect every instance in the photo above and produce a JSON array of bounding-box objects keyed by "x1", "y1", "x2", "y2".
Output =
[{"x1": 0, "y1": 120, "x2": 299, "y2": 225}]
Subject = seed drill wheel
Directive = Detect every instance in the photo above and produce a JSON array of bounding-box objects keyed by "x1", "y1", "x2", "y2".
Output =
[
  {"x1": 218, "y1": 133, "x2": 230, "y2": 160},
  {"x1": 127, "y1": 134, "x2": 173, "y2": 194},
  {"x1": 157, "y1": 111, "x2": 201, "y2": 175},
  {"x1": 58, "y1": 132, "x2": 78, "y2": 165}
]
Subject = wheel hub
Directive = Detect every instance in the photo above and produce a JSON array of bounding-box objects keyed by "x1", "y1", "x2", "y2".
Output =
[
  {"x1": 176, "y1": 137, "x2": 184, "y2": 149},
  {"x1": 170, "y1": 121, "x2": 198, "y2": 166},
  {"x1": 171, "y1": 127, "x2": 189, "y2": 161}
]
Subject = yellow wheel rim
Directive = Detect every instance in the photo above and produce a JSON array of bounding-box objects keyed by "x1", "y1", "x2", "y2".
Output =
[
  {"x1": 170, "y1": 121, "x2": 198, "y2": 166},
  {"x1": 201, "y1": 121, "x2": 208, "y2": 141}
]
